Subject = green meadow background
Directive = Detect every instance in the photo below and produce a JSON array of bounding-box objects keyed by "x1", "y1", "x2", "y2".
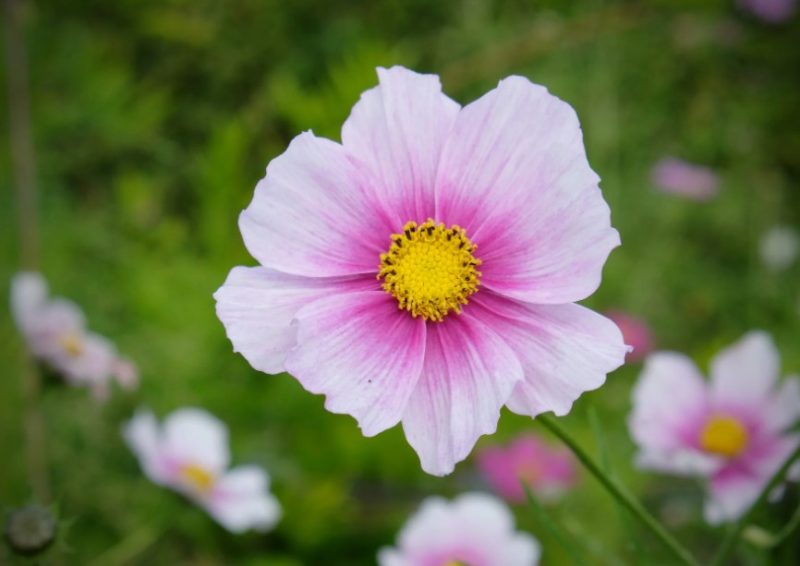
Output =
[{"x1": 1, "y1": 0, "x2": 798, "y2": 564}]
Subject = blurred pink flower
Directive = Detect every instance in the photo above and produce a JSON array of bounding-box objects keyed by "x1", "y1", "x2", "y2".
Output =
[
  {"x1": 215, "y1": 66, "x2": 628, "y2": 476},
  {"x1": 11, "y1": 272, "x2": 138, "y2": 399},
  {"x1": 740, "y1": 0, "x2": 796, "y2": 23},
  {"x1": 477, "y1": 434, "x2": 577, "y2": 503},
  {"x1": 378, "y1": 492, "x2": 540, "y2": 566},
  {"x1": 650, "y1": 157, "x2": 719, "y2": 201},
  {"x1": 606, "y1": 310, "x2": 653, "y2": 363},
  {"x1": 629, "y1": 332, "x2": 800, "y2": 523},
  {"x1": 124, "y1": 408, "x2": 281, "y2": 533}
]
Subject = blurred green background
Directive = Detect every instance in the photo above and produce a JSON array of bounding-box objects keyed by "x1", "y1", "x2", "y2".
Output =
[{"x1": 1, "y1": 0, "x2": 799, "y2": 564}]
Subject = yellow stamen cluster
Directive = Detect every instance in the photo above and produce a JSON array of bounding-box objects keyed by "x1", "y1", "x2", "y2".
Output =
[
  {"x1": 700, "y1": 415, "x2": 749, "y2": 458},
  {"x1": 378, "y1": 219, "x2": 481, "y2": 322},
  {"x1": 59, "y1": 333, "x2": 84, "y2": 358},
  {"x1": 180, "y1": 463, "x2": 216, "y2": 494}
]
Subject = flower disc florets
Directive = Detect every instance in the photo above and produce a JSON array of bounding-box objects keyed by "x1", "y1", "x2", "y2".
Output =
[{"x1": 378, "y1": 219, "x2": 481, "y2": 322}]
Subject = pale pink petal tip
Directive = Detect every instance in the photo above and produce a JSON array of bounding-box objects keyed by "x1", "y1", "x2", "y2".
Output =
[
  {"x1": 123, "y1": 408, "x2": 281, "y2": 533},
  {"x1": 378, "y1": 492, "x2": 540, "y2": 566},
  {"x1": 651, "y1": 157, "x2": 719, "y2": 201},
  {"x1": 629, "y1": 332, "x2": 800, "y2": 523}
]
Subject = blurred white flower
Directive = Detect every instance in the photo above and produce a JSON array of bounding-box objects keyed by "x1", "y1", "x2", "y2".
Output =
[
  {"x1": 123, "y1": 408, "x2": 281, "y2": 533},
  {"x1": 10, "y1": 272, "x2": 138, "y2": 399},
  {"x1": 378, "y1": 492, "x2": 540, "y2": 565},
  {"x1": 759, "y1": 225, "x2": 799, "y2": 272}
]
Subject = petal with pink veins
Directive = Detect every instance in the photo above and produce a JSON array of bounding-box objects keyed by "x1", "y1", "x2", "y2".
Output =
[
  {"x1": 434, "y1": 75, "x2": 619, "y2": 304},
  {"x1": 214, "y1": 266, "x2": 377, "y2": 375},
  {"x1": 469, "y1": 292, "x2": 626, "y2": 418},
  {"x1": 401, "y1": 312, "x2": 523, "y2": 476},
  {"x1": 341, "y1": 66, "x2": 460, "y2": 225},
  {"x1": 239, "y1": 132, "x2": 393, "y2": 277},
  {"x1": 286, "y1": 291, "x2": 426, "y2": 437}
]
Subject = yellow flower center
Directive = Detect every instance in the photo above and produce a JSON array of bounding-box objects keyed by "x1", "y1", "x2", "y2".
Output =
[
  {"x1": 180, "y1": 463, "x2": 216, "y2": 494},
  {"x1": 378, "y1": 219, "x2": 482, "y2": 322},
  {"x1": 700, "y1": 415, "x2": 749, "y2": 458},
  {"x1": 59, "y1": 333, "x2": 84, "y2": 358}
]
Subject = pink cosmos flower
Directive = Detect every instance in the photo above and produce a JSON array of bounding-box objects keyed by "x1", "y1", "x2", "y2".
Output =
[
  {"x1": 740, "y1": 0, "x2": 796, "y2": 23},
  {"x1": 477, "y1": 434, "x2": 577, "y2": 504},
  {"x1": 215, "y1": 66, "x2": 628, "y2": 476},
  {"x1": 650, "y1": 157, "x2": 719, "y2": 201},
  {"x1": 378, "y1": 492, "x2": 540, "y2": 566},
  {"x1": 124, "y1": 408, "x2": 281, "y2": 533},
  {"x1": 605, "y1": 310, "x2": 653, "y2": 363},
  {"x1": 11, "y1": 272, "x2": 138, "y2": 399},
  {"x1": 629, "y1": 331, "x2": 800, "y2": 523}
]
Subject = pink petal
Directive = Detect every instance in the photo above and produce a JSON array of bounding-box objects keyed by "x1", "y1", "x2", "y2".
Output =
[
  {"x1": 162, "y1": 408, "x2": 230, "y2": 474},
  {"x1": 285, "y1": 291, "x2": 426, "y2": 437},
  {"x1": 650, "y1": 157, "x2": 719, "y2": 201},
  {"x1": 704, "y1": 468, "x2": 764, "y2": 524},
  {"x1": 434, "y1": 75, "x2": 619, "y2": 304},
  {"x1": 629, "y1": 352, "x2": 717, "y2": 475},
  {"x1": 123, "y1": 410, "x2": 170, "y2": 485},
  {"x1": 214, "y1": 266, "x2": 376, "y2": 375},
  {"x1": 378, "y1": 493, "x2": 540, "y2": 566},
  {"x1": 341, "y1": 66, "x2": 460, "y2": 225},
  {"x1": 10, "y1": 271, "x2": 48, "y2": 332},
  {"x1": 239, "y1": 132, "x2": 394, "y2": 277},
  {"x1": 208, "y1": 466, "x2": 281, "y2": 533},
  {"x1": 469, "y1": 292, "x2": 626, "y2": 418},
  {"x1": 765, "y1": 376, "x2": 800, "y2": 433},
  {"x1": 401, "y1": 312, "x2": 524, "y2": 476},
  {"x1": 709, "y1": 331, "x2": 780, "y2": 409}
]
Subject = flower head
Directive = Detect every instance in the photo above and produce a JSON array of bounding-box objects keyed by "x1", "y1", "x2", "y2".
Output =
[
  {"x1": 605, "y1": 310, "x2": 654, "y2": 363},
  {"x1": 650, "y1": 157, "x2": 719, "y2": 201},
  {"x1": 378, "y1": 492, "x2": 540, "y2": 566},
  {"x1": 123, "y1": 408, "x2": 281, "y2": 533},
  {"x1": 11, "y1": 272, "x2": 138, "y2": 399},
  {"x1": 477, "y1": 434, "x2": 577, "y2": 503},
  {"x1": 629, "y1": 331, "x2": 800, "y2": 523},
  {"x1": 215, "y1": 66, "x2": 628, "y2": 475},
  {"x1": 739, "y1": 0, "x2": 796, "y2": 23}
]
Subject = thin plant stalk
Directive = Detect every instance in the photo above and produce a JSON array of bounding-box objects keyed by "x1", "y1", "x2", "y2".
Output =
[
  {"x1": 522, "y1": 483, "x2": 588, "y2": 566},
  {"x1": 3, "y1": 0, "x2": 48, "y2": 503},
  {"x1": 710, "y1": 444, "x2": 800, "y2": 566},
  {"x1": 538, "y1": 413, "x2": 700, "y2": 566}
]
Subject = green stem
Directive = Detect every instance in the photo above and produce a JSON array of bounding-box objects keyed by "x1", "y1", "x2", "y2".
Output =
[
  {"x1": 522, "y1": 483, "x2": 588, "y2": 566},
  {"x1": 87, "y1": 525, "x2": 161, "y2": 566},
  {"x1": 710, "y1": 444, "x2": 800, "y2": 566},
  {"x1": 538, "y1": 413, "x2": 700, "y2": 566}
]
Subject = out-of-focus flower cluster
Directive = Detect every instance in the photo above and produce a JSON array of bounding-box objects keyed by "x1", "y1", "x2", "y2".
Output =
[{"x1": 11, "y1": 272, "x2": 138, "y2": 400}]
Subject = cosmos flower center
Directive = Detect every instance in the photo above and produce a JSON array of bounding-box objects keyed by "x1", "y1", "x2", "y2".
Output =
[
  {"x1": 59, "y1": 333, "x2": 84, "y2": 358},
  {"x1": 180, "y1": 463, "x2": 216, "y2": 494},
  {"x1": 699, "y1": 415, "x2": 749, "y2": 458},
  {"x1": 378, "y1": 219, "x2": 482, "y2": 322}
]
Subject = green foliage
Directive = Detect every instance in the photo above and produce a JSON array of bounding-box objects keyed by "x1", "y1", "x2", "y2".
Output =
[{"x1": 1, "y1": 0, "x2": 798, "y2": 564}]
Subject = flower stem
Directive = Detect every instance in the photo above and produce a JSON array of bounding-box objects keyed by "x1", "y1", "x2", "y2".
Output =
[
  {"x1": 3, "y1": 0, "x2": 49, "y2": 504},
  {"x1": 538, "y1": 413, "x2": 700, "y2": 566},
  {"x1": 710, "y1": 443, "x2": 800, "y2": 566},
  {"x1": 522, "y1": 483, "x2": 588, "y2": 566}
]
